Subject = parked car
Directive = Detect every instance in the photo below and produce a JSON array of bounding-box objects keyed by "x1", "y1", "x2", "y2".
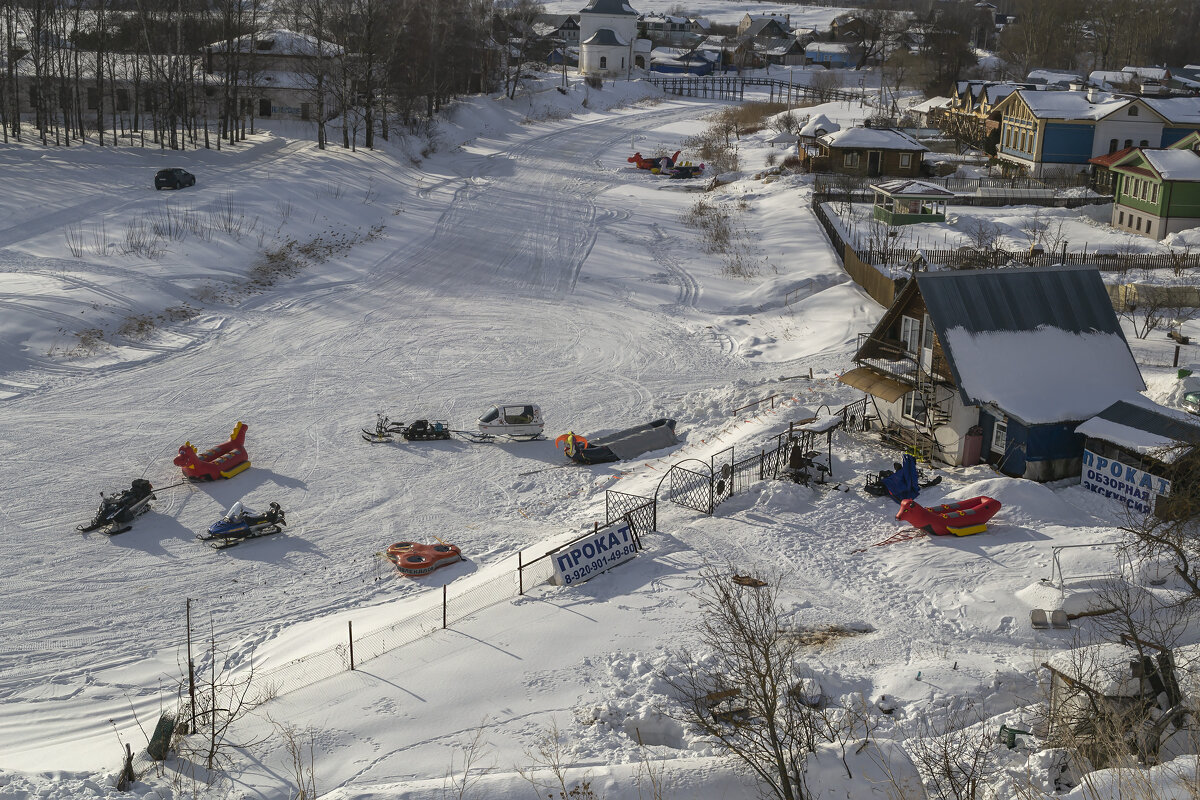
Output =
[{"x1": 155, "y1": 168, "x2": 195, "y2": 190}]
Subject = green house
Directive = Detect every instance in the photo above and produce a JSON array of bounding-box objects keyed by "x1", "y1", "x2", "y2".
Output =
[
  {"x1": 871, "y1": 180, "x2": 956, "y2": 226},
  {"x1": 1109, "y1": 131, "x2": 1200, "y2": 240}
]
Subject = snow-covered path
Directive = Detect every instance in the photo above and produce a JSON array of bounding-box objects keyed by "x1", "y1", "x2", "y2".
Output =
[{"x1": 0, "y1": 95, "x2": 873, "y2": 776}]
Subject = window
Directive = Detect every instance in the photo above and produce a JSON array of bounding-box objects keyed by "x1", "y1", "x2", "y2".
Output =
[
  {"x1": 1151, "y1": 184, "x2": 1159, "y2": 203},
  {"x1": 899, "y1": 153, "x2": 911, "y2": 167},
  {"x1": 991, "y1": 420, "x2": 1008, "y2": 454},
  {"x1": 1136, "y1": 217, "x2": 1142, "y2": 231},
  {"x1": 844, "y1": 152, "x2": 860, "y2": 167},
  {"x1": 1129, "y1": 105, "x2": 1139, "y2": 116},
  {"x1": 1119, "y1": 210, "x2": 1125, "y2": 224},
  {"x1": 1109, "y1": 138, "x2": 1119, "y2": 152},
  {"x1": 1125, "y1": 139, "x2": 1133, "y2": 149},
  {"x1": 1140, "y1": 139, "x2": 1149, "y2": 147},
  {"x1": 621, "y1": 57, "x2": 625, "y2": 68},
  {"x1": 900, "y1": 315, "x2": 921, "y2": 354},
  {"x1": 300, "y1": 103, "x2": 311, "y2": 121},
  {"x1": 599, "y1": 56, "x2": 607, "y2": 69},
  {"x1": 902, "y1": 391, "x2": 927, "y2": 423}
]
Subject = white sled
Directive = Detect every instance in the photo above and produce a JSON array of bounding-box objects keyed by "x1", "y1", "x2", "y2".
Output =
[{"x1": 476, "y1": 404, "x2": 545, "y2": 440}]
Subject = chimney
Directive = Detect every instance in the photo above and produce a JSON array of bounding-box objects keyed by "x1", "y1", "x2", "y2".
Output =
[{"x1": 1086, "y1": 86, "x2": 1100, "y2": 103}]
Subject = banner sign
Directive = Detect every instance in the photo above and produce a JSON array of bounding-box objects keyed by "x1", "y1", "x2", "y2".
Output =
[
  {"x1": 1080, "y1": 449, "x2": 1171, "y2": 513},
  {"x1": 552, "y1": 524, "x2": 638, "y2": 587}
]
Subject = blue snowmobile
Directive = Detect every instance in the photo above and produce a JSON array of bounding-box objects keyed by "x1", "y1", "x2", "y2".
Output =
[{"x1": 199, "y1": 501, "x2": 286, "y2": 549}]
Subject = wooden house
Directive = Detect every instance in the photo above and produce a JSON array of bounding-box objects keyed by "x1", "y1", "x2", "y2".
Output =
[
  {"x1": 1107, "y1": 131, "x2": 1200, "y2": 239},
  {"x1": 990, "y1": 89, "x2": 1200, "y2": 177},
  {"x1": 811, "y1": 127, "x2": 927, "y2": 178},
  {"x1": 840, "y1": 267, "x2": 1145, "y2": 479}
]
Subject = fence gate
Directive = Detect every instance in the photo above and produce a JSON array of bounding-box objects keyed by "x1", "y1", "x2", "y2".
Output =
[
  {"x1": 655, "y1": 459, "x2": 714, "y2": 515},
  {"x1": 711, "y1": 446, "x2": 735, "y2": 510}
]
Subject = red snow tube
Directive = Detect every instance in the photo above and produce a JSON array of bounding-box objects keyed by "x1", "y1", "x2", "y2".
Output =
[
  {"x1": 386, "y1": 541, "x2": 462, "y2": 577},
  {"x1": 896, "y1": 496, "x2": 1001, "y2": 536}
]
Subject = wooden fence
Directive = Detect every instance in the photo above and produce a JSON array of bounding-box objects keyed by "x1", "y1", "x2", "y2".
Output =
[{"x1": 648, "y1": 75, "x2": 864, "y2": 104}]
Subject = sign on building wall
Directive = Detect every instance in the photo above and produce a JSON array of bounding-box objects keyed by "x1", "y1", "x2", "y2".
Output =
[
  {"x1": 1081, "y1": 449, "x2": 1171, "y2": 513},
  {"x1": 552, "y1": 523, "x2": 638, "y2": 587}
]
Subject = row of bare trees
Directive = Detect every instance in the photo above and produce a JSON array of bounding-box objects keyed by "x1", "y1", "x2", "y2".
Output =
[{"x1": 0, "y1": 0, "x2": 532, "y2": 151}]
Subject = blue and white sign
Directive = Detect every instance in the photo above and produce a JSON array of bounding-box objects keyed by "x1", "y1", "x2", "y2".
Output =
[
  {"x1": 1081, "y1": 449, "x2": 1171, "y2": 513},
  {"x1": 552, "y1": 524, "x2": 638, "y2": 586}
]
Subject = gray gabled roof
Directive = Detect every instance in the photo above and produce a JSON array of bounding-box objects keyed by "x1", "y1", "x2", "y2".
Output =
[
  {"x1": 582, "y1": 28, "x2": 629, "y2": 46},
  {"x1": 912, "y1": 266, "x2": 1146, "y2": 424},
  {"x1": 1082, "y1": 399, "x2": 1200, "y2": 449},
  {"x1": 579, "y1": 0, "x2": 637, "y2": 15},
  {"x1": 915, "y1": 266, "x2": 1125, "y2": 338}
]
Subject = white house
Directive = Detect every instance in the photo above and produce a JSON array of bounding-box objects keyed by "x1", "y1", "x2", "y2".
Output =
[{"x1": 579, "y1": 0, "x2": 647, "y2": 77}]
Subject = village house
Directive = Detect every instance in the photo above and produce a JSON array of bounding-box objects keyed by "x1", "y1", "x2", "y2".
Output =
[
  {"x1": 809, "y1": 126, "x2": 927, "y2": 178},
  {"x1": 991, "y1": 88, "x2": 1200, "y2": 177},
  {"x1": 637, "y1": 13, "x2": 698, "y2": 47},
  {"x1": 804, "y1": 42, "x2": 861, "y2": 70},
  {"x1": 1075, "y1": 391, "x2": 1200, "y2": 514},
  {"x1": 840, "y1": 267, "x2": 1146, "y2": 480},
  {"x1": 736, "y1": 13, "x2": 790, "y2": 38},
  {"x1": 938, "y1": 80, "x2": 1033, "y2": 149},
  {"x1": 532, "y1": 14, "x2": 581, "y2": 44},
  {"x1": 203, "y1": 28, "x2": 343, "y2": 121},
  {"x1": 1107, "y1": 130, "x2": 1200, "y2": 239}
]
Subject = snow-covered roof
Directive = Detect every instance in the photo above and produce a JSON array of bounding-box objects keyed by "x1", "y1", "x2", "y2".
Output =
[
  {"x1": 1015, "y1": 89, "x2": 1129, "y2": 121},
  {"x1": 1140, "y1": 148, "x2": 1200, "y2": 181},
  {"x1": 819, "y1": 127, "x2": 927, "y2": 152},
  {"x1": 916, "y1": 267, "x2": 1145, "y2": 425},
  {"x1": 1124, "y1": 65, "x2": 1170, "y2": 80},
  {"x1": 1089, "y1": 70, "x2": 1135, "y2": 87},
  {"x1": 805, "y1": 42, "x2": 857, "y2": 54},
  {"x1": 766, "y1": 131, "x2": 799, "y2": 144},
  {"x1": 1143, "y1": 97, "x2": 1200, "y2": 125},
  {"x1": 871, "y1": 179, "x2": 955, "y2": 197},
  {"x1": 1027, "y1": 69, "x2": 1082, "y2": 86},
  {"x1": 579, "y1": 0, "x2": 637, "y2": 15},
  {"x1": 640, "y1": 13, "x2": 689, "y2": 24},
  {"x1": 582, "y1": 28, "x2": 629, "y2": 47},
  {"x1": 206, "y1": 28, "x2": 342, "y2": 57},
  {"x1": 983, "y1": 84, "x2": 1022, "y2": 105},
  {"x1": 1076, "y1": 395, "x2": 1200, "y2": 454},
  {"x1": 800, "y1": 113, "x2": 839, "y2": 137},
  {"x1": 910, "y1": 96, "x2": 951, "y2": 114}
]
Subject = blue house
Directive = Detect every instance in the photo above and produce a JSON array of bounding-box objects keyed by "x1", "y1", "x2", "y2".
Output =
[
  {"x1": 841, "y1": 267, "x2": 1146, "y2": 480},
  {"x1": 804, "y1": 41, "x2": 860, "y2": 69},
  {"x1": 990, "y1": 89, "x2": 1200, "y2": 177}
]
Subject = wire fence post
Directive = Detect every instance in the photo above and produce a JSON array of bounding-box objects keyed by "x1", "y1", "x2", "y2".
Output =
[
  {"x1": 442, "y1": 584, "x2": 448, "y2": 630},
  {"x1": 348, "y1": 621, "x2": 355, "y2": 671},
  {"x1": 760, "y1": 448, "x2": 765, "y2": 481},
  {"x1": 518, "y1": 551, "x2": 524, "y2": 596}
]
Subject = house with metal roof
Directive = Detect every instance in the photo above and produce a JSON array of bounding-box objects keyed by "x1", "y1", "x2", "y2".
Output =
[
  {"x1": 1107, "y1": 131, "x2": 1200, "y2": 239},
  {"x1": 809, "y1": 127, "x2": 927, "y2": 178},
  {"x1": 989, "y1": 88, "x2": 1200, "y2": 177},
  {"x1": 1076, "y1": 394, "x2": 1200, "y2": 514},
  {"x1": 840, "y1": 266, "x2": 1146, "y2": 479}
]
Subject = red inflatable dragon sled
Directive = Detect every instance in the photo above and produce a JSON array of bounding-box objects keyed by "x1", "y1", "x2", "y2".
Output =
[
  {"x1": 896, "y1": 496, "x2": 1001, "y2": 537},
  {"x1": 628, "y1": 150, "x2": 680, "y2": 172},
  {"x1": 174, "y1": 421, "x2": 251, "y2": 480}
]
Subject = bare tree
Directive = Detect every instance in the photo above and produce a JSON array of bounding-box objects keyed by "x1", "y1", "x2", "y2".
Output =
[
  {"x1": 663, "y1": 564, "x2": 818, "y2": 800},
  {"x1": 902, "y1": 701, "x2": 998, "y2": 800}
]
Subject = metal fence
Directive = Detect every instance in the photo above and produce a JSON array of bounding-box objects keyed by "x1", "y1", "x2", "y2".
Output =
[{"x1": 217, "y1": 489, "x2": 658, "y2": 704}]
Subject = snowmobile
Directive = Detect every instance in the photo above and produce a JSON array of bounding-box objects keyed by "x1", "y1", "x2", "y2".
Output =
[
  {"x1": 198, "y1": 501, "x2": 286, "y2": 549},
  {"x1": 362, "y1": 413, "x2": 451, "y2": 443},
  {"x1": 77, "y1": 479, "x2": 156, "y2": 535},
  {"x1": 458, "y1": 403, "x2": 545, "y2": 442}
]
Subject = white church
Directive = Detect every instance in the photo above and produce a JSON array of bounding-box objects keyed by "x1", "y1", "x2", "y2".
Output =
[{"x1": 578, "y1": 0, "x2": 650, "y2": 77}]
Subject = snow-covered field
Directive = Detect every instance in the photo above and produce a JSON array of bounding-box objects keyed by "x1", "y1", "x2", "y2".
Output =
[
  {"x1": 1, "y1": 75, "x2": 1198, "y2": 800},
  {"x1": 541, "y1": 1, "x2": 855, "y2": 28}
]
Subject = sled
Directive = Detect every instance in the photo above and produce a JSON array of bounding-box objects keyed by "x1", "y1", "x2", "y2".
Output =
[
  {"x1": 896, "y1": 496, "x2": 1001, "y2": 537},
  {"x1": 628, "y1": 150, "x2": 680, "y2": 171},
  {"x1": 174, "y1": 422, "x2": 250, "y2": 480},
  {"x1": 386, "y1": 541, "x2": 462, "y2": 577},
  {"x1": 471, "y1": 403, "x2": 544, "y2": 441},
  {"x1": 558, "y1": 418, "x2": 678, "y2": 464}
]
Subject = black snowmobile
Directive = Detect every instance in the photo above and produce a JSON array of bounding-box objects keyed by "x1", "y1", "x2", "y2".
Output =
[
  {"x1": 362, "y1": 413, "x2": 452, "y2": 443},
  {"x1": 77, "y1": 479, "x2": 156, "y2": 535}
]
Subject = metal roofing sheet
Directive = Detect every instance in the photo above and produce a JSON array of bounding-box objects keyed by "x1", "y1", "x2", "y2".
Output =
[{"x1": 1093, "y1": 399, "x2": 1200, "y2": 444}]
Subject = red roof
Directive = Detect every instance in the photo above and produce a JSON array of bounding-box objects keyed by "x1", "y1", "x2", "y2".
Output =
[{"x1": 1087, "y1": 146, "x2": 1136, "y2": 167}]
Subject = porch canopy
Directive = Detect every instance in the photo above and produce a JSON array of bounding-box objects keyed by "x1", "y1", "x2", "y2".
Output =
[{"x1": 839, "y1": 366, "x2": 910, "y2": 403}]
